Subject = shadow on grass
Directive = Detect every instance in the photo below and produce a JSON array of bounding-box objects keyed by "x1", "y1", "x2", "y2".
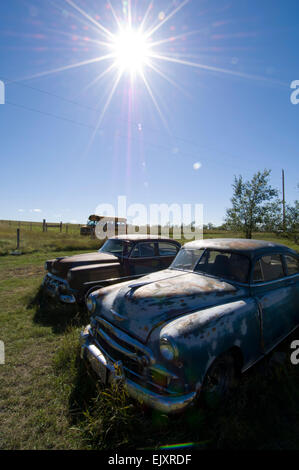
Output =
[
  {"x1": 64, "y1": 345, "x2": 216, "y2": 450},
  {"x1": 27, "y1": 286, "x2": 90, "y2": 334},
  {"x1": 67, "y1": 357, "x2": 210, "y2": 450},
  {"x1": 62, "y1": 333, "x2": 299, "y2": 450}
]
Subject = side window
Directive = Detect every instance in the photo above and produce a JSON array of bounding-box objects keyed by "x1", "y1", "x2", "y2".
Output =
[
  {"x1": 130, "y1": 242, "x2": 156, "y2": 258},
  {"x1": 285, "y1": 255, "x2": 299, "y2": 276},
  {"x1": 158, "y1": 242, "x2": 179, "y2": 257},
  {"x1": 195, "y1": 250, "x2": 250, "y2": 282},
  {"x1": 130, "y1": 244, "x2": 140, "y2": 258},
  {"x1": 253, "y1": 254, "x2": 285, "y2": 282},
  {"x1": 252, "y1": 260, "x2": 263, "y2": 282}
]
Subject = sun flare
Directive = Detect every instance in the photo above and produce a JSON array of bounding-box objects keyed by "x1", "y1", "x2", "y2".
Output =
[
  {"x1": 25, "y1": 0, "x2": 271, "y2": 137},
  {"x1": 112, "y1": 28, "x2": 151, "y2": 75},
  {"x1": 29, "y1": 0, "x2": 195, "y2": 132}
]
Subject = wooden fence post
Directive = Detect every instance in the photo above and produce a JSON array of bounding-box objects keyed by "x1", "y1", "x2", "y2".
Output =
[
  {"x1": 60, "y1": 222, "x2": 62, "y2": 233},
  {"x1": 66, "y1": 224, "x2": 68, "y2": 234},
  {"x1": 43, "y1": 219, "x2": 46, "y2": 232},
  {"x1": 16, "y1": 229, "x2": 20, "y2": 250}
]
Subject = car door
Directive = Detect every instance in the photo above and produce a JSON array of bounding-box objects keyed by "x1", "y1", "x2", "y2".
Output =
[
  {"x1": 251, "y1": 253, "x2": 296, "y2": 353},
  {"x1": 127, "y1": 242, "x2": 161, "y2": 275},
  {"x1": 157, "y1": 241, "x2": 180, "y2": 270}
]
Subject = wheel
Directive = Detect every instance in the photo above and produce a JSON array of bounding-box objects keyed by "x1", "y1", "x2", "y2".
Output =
[{"x1": 201, "y1": 353, "x2": 238, "y2": 408}]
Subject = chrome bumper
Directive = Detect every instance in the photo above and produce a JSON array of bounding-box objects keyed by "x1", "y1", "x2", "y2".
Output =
[
  {"x1": 80, "y1": 327, "x2": 197, "y2": 414},
  {"x1": 43, "y1": 273, "x2": 76, "y2": 304}
]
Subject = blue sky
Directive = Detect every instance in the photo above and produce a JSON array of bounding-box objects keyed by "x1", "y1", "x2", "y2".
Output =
[{"x1": 0, "y1": 0, "x2": 298, "y2": 226}]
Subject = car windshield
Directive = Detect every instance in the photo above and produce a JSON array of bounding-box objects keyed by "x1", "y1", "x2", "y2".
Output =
[
  {"x1": 171, "y1": 248, "x2": 250, "y2": 283},
  {"x1": 99, "y1": 239, "x2": 126, "y2": 256},
  {"x1": 171, "y1": 249, "x2": 205, "y2": 271}
]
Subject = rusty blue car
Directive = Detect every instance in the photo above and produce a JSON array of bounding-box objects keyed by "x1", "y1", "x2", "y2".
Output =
[{"x1": 80, "y1": 239, "x2": 299, "y2": 413}]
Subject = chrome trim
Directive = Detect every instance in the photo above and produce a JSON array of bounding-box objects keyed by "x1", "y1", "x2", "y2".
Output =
[
  {"x1": 80, "y1": 335, "x2": 196, "y2": 413},
  {"x1": 250, "y1": 272, "x2": 299, "y2": 287},
  {"x1": 125, "y1": 378, "x2": 196, "y2": 414},
  {"x1": 83, "y1": 273, "x2": 145, "y2": 288},
  {"x1": 44, "y1": 272, "x2": 69, "y2": 286},
  {"x1": 43, "y1": 273, "x2": 77, "y2": 304},
  {"x1": 110, "y1": 308, "x2": 126, "y2": 321},
  {"x1": 95, "y1": 326, "x2": 141, "y2": 362},
  {"x1": 60, "y1": 293, "x2": 76, "y2": 304},
  {"x1": 94, "y1": 316, "x2": 155, "y2": 364}
]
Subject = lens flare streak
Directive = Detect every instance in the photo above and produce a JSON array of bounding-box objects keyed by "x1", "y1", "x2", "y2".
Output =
[{"x1": 19, "y1": 0, "x2": 285, "y2": 134}]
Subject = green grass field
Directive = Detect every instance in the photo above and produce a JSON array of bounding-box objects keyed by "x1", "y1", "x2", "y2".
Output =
[
  {"x1": 0, "y1": 221, "x2": 299, "y2": 449},
  {"x1": 1, "y1": 219, "x2": 298, "y2": 255},
  {"x1": 0, "y1": 220, "x2": 101, "y2": 256}
]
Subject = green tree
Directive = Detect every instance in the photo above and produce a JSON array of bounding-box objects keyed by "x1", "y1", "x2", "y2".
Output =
[
  {"x1": 259, "y1": 199, "x2": 283, "y2": 232},
  {"x1": 225, "y1": 169, "x2": 279, "y2": 239},
  {"x1": 285, "y1": 200, "x2": 299, "y2": 243}
]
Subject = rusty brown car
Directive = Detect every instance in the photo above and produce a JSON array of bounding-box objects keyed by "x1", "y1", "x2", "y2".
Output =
[{"x1": 43, "y1": 235, "x2": 181, "y2": 304}]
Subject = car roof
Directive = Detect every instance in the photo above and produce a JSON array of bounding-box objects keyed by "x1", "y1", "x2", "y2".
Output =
[
  {"x1": 110, "y1": 234, "x2": 181, "y2": 244},
  {"x1": 183, "y1": 238, "x2": 297, "y2": 258}
]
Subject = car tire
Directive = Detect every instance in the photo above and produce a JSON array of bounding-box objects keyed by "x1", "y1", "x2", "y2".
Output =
[{"x1": 201, "y1": 352, "x2": 238, "y2": 408}]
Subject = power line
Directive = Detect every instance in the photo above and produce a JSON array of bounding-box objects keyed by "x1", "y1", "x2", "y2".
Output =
[
  {"x1": 5, "y1": 99, "x2": 263, "y2": 173},
  {"x1": 1, "y1": 74, "x2": 245, "y2": 161},
  {"x1": 2, "y1": 76, "x2": 104, "y2": 114},
  {"x1": 3, "y1": 76, "x2": 277, "y2": 173},
  {"x1": 4, "y1": 100, "x2": 208, "y2": 162},
  {"x1": 6, "y1": 100, "x2": 94, "y2": 130}
]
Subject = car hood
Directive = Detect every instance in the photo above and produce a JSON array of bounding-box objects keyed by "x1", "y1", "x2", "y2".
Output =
[
  {"x1": 95, "y1": 269, "x2": 243, "y2": 343},
  {"x1": 48, "y1": 252, "x2": 119, "y2": 279}
]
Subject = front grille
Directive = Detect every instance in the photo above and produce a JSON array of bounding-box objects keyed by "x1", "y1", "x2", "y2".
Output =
[
  {"x1": 44, "y1": 274, "x2": 68, "y2": 295},
  {"x1": 92, "y1": 318, "x2": 146, "y2": 375},
  {"x1": 91, "y1": 317, "x2": 175, "y2": 396}
]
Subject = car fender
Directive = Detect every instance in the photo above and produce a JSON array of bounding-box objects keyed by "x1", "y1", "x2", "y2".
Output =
[{"x1": 158, "y1": 298, "x2": 261, "y2": 389}]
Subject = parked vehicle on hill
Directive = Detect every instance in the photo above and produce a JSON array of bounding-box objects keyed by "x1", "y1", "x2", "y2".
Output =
[
  {"x1": 80, "y1": 215, "x2": 127, "y2": 237},
  {"x1": 80, "y1": 238, "x2": 299, "y2": 413},
  {"x1": 43, "y1": 235, "x2": 181, "y2": 304}
]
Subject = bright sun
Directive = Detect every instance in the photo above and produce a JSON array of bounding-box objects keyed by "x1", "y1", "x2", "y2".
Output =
[{"x1": 112, "y1": 28, "x2": 151, "y2": 75}]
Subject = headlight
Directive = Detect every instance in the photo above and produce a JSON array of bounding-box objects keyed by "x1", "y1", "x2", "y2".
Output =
[
  {"x1": 44, "y1": 262, "x2": 48, "y2": 271},
  {"x1": 160, "y1": 336, "x2": 178, "y2": 362},
  {"x1": 86, "y1": 294, "x2": 97, "y2": 314},
  {"x1": 67, "y1": 271, "x2": 72, "y2": 281}
]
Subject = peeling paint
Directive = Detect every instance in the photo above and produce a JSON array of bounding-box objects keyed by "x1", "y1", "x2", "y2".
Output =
[{"x1": 81, "y1": 239, "x2": 299, "y2": 413}]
